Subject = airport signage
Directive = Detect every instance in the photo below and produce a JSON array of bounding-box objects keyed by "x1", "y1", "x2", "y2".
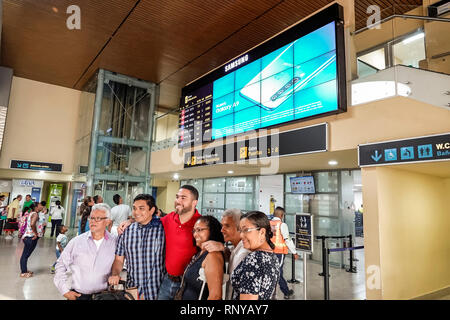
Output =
[
  {"x1": 358, "y1": 133, "x2": 450, "y2": 167},
  {"x1": 184, "y1": 123, "x2": 327, "y2": 168},
  {"x1": 179, "y1": 4, "x2": 346, "y2": 148},
  {"x1": 295, "y1": 213, "x2": 313, "y2": 253},
  {"x1": 10, "y1": 160, "x2": 63, "y2": 172}
]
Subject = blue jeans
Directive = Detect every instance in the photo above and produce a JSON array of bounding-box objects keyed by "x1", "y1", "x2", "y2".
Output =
[
  {"x1": 157, "y1": 274, "x2": 181, "y2": 300},
  {"x1": 20, "y1": 237, "x2": 39, "y2": 273},
  {"x1": 276, "y1": 253, "x2": 290, "y2": 296},
  {"x1": 52, "y1": 249, "x2": 61, "y2": 268}
]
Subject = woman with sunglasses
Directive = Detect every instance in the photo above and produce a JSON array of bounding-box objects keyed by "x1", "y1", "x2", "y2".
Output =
[
  {"x1": 230, "y1": 211, "x2": 280, "y2": 300},
  {"x1": 176, "y1": 215, "x2": 225, "y2": 300}
]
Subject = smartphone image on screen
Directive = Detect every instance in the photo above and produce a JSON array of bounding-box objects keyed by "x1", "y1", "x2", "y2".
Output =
[{"x1": 239, "y1": 48, "x2": 336, "y2": 111}]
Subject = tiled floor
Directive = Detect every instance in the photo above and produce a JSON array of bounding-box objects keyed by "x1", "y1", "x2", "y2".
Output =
[{"x1": 0, "y1": 229, "x2": 367, "y2": 300}]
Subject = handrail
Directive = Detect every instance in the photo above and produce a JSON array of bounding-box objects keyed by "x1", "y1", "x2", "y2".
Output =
[{"x1": 353, "y1": 14, "x2": 450, "y2": 36}]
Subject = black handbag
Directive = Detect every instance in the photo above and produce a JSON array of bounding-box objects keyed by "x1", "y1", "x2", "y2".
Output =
[{"x1": 93, "y1": 280, "x2": 135, "y2": 300}]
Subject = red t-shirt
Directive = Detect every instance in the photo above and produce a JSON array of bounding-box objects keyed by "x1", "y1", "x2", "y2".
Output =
[{"x1": 161, "y1": 210, "x2": 201, "y2": 276}]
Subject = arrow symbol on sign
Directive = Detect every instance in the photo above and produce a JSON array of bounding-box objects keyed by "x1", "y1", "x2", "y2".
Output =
[{"x1": 371, "y1": 150, "x2": 382, "y2": 162}]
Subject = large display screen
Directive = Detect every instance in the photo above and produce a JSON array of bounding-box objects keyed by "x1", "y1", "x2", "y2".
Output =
[{"x1": 179, "y1": 4, "x2": 345, "y2": 148}]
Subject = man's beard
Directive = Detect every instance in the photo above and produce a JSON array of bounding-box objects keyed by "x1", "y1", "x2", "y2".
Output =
[{"x1": 176, "y1": 204, "x2": 193, "y2": 215}]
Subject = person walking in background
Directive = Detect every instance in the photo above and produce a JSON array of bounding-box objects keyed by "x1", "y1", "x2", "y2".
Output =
[
  {"x1": 270, "y1": 206, "x2": 298, "y2": 299},
  {"x1": 231, "y1": 211, "x2": 279, "y2": 300},
  {"x1": 50, "y1": 200, "x2": 65, "y2": 238},
  {"x1": 19, "y1": 203, "x2": 40, "y2": 278},
  {"x1": 51, "y1": 225, "x2": 68, "y2": 274},
  {"x1": 202, "y1": 208, "x2": 250, "y2": 300},
  {"x1": 23, "y1": 195, "x2": 33, "y2": 212},
  {"x1": 54, "y1": 203, "x2": 116, "y2": 300},
  {"x1": 109, "y1": 194, "x2": 131, "y2": 236},
  {"x1": 109, "y1": 194, "x2": 165, "y2": 300},
  {"x1": 0, "y1": 195, "x2": 6, "y2": 235},
  {"x1": 4, "y1": 195, "x2": 22, "y2": 239},
  {"x1": 93, "y1": 195, "x2": 103, "y2": 204},
  {"x1": 177, "y1": 215, "x2": 225, "y2": 300},
  {"x1": 40, "y1": 201, "x2": 49, "y2": 236},
  {"x1": 79, "y1": 196, "x2": 94, "y2": 235}
]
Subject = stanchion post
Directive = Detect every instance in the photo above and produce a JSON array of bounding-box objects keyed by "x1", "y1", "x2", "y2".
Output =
[
  {"x1": 303, "y1": 251, "x2": 307, "y2": 300},
  {"x1": 346, "y1": 234, "x2": 357, "y2": 273},
  {"x1": 324, "y1": 247, "x2": 330, "y2": 300},
  {"x1": 287, "y1": 252, "x2": 300, "y2": 283},
  {"x1": 318, "y1": 236, "x2": 326, "y2": 277}
]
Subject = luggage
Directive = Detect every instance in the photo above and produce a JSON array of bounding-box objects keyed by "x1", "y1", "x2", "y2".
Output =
[{"x1": 92, "y1": 280, "x2": 135, "y2": 300}]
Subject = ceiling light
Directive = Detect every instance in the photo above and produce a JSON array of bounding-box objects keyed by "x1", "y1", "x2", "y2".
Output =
[
  {"x1": 402, "y1": 32, "x2": 424, "y2": 45},
  {"x1": 173, "y1": 173, "x2": 179, "y2": 180},
  {"x1": 328, "y1": 160, "x2": 338, "y2": 166},
  {"x1": 227, "y1": 170, "x2": 234, "y2": 174}
]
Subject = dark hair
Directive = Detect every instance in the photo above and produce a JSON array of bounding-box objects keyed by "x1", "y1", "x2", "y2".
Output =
[
  {"x1": 113, "y1": 194, "x2": 121, "y2": 205},
  {"x1": 83, "y1": 196, "x2": 93, "y2": 206},
  {"x1": 193, "y1": 215, "x2": 224, "y2": 248},
  {"x1": 133, "y1": 194, "x2": 157, "y2": 211},
  {"x1": 26, "y1": 194, "x2": 31, "y2": 198},
  {"x1": 55, "y1": 200, "x2": 61, "y2": 209},
  {"x1": 22, "y1": 206, "x2": 29, "y2": 213},
  {"x1": 275, "y1": 206, "x2": 285, "y2": 212},
  {"x1": 241, "y1": 211, "x2": 275, "y2": 250},
  {"x1": 58, "y1": 225, "x2": 66, "y2": 233},
  {"x1": 40, "y1": 201, "x2": 47, "y2": 206},
  {"x1": 180, "y1": 185, "x2": 199, "y2": 200},
  {"x1": 28, "y1": 203, "x2": 36, "y2": 212},
  {"x1": 93, "y1": 195, "x2": 101, "y2": 204}
]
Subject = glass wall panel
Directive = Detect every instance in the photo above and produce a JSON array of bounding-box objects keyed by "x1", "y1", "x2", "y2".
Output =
[
  {"x1": 226, "y1": 193, "x2": 254, "y2": 211},
  {"x1": 202, "y1": 193, "x2": 225, "y2": 209},
  {"x1": 203, "y1": 178, "x2": 226, "y2": 193},
  {"x1": 315, "y1": 172, "x2": 338, "y2": 193},
  {"x1": 226, "y1": 176, "x2": 254, "y2": 193}
]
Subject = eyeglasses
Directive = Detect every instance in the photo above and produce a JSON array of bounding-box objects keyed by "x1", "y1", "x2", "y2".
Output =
[
  {"x1": 192, "y1": 227, "x2": 209, "y2": 234},
  {"x1": 89, "y1": 217, "x2": 108, "y2": 222},
  {"x1": 239, "y1": 227, "x2": 260, "y2": 234}
]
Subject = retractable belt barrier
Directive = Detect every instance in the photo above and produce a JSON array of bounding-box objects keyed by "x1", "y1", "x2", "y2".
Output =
[
  {"x1": 287, "y1": 233, "x2": 301, "y2": 284},
  {"x1": 316, "y1": 235, "x2": 364, "y2": 300}
]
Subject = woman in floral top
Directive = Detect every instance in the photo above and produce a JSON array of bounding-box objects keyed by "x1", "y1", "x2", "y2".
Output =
[{"x1": 231, "y1": 211, "x2": 279, "y2": 300}]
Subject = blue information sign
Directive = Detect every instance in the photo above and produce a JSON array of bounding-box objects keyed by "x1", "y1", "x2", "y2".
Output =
[{"x1": 358, "y1": 133, "x2": 450, "y2": 167}]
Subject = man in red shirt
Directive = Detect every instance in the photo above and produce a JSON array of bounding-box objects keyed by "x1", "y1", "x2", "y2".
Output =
[{"x1": 118, "y1": 185, "x2": 201, "y2": 300}]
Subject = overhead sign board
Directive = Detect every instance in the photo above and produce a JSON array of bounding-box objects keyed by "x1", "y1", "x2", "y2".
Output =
[
  {"x1": 295, "y1": 213, "x2": 313, "y2": 253},
  {"x1": 358, "y1": 133, "x2": 450, "y2": 167},
  {"x1": 10, "y1": 160, "x2": 63, "y2": 172},
  {"x1": 184, "y1": 123, "x2": 327, "y2": 168},
  {"x1": 179, "y1": 4, "x2": 346, "y2": 148}
]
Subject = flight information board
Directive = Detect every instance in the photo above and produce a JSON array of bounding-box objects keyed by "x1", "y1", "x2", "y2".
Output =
[{"x1": 179, "y1": 4, "x2": 346, "y2": 148}]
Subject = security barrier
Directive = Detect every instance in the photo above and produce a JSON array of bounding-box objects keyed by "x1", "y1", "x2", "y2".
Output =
[{"x1": 316, "y1": 235, "x2": 364, "y2": 300}]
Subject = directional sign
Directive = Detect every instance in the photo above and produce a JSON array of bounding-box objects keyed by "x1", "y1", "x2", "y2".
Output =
[
  {"x1": 10, "y1": 160, "x2": 63, "y2": 172},
  {"x1": 295, "y1": 213, "x2": 313, "y2": 253},
  {"x1": 358, "y1": 133, "x2": 450, "y2": 167}
]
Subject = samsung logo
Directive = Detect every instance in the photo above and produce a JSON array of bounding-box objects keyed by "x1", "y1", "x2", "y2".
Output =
[{"x1": 224, "y1": 54, "x2": 249, "y2": 72}]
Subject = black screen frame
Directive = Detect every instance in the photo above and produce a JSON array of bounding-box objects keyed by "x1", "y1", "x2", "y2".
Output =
[{"x1": 179, "y1": 3, "x2": 346, "y2": 148}]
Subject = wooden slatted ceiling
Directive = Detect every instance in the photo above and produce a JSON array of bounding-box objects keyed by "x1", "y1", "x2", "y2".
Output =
[
  {"x1": 1, "y1": 0, "x2": 138, "y2": 88},
  {"x1": 1, "y1": 0, "x2": 423, "y2": 110}
]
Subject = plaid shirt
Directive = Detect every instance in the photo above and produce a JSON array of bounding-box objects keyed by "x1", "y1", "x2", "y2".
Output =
[{"x1": 116, "y1": 216, "x2": 165, "y2": 300}]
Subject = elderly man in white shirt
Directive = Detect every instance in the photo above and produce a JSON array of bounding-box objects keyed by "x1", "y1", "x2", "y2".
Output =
[{"x1": 202, "y1": 208, "x2": 250, "y2": 300}]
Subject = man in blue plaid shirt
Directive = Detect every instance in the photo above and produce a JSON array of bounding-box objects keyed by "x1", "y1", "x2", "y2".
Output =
[{"x1": 108, "y1": 194, "x2": 165, "y2": 300}]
